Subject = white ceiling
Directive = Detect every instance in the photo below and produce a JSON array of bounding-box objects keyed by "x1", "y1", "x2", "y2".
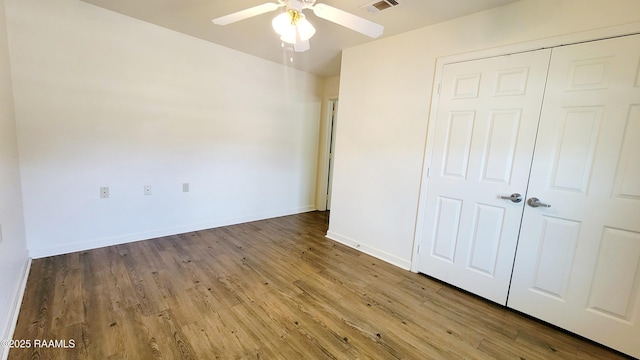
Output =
[{"x1": 80, "y1": 0, "x2": 521, "y2": 77}]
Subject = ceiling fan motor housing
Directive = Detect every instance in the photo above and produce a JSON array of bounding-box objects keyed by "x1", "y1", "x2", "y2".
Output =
[
  {"x1": 285, "y1": 0, "x2": 304, "y2": 12},
  {"x1": 284, "y1": 0, "x2": 318, "y2": 12}
]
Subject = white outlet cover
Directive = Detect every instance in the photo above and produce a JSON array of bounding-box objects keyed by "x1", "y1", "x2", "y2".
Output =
[
  {"x1": 183, "y1": 183, "x2": 189, "y2": 192},
  {"x1": 144, "y1": 185, "x2": 151, "y2": 195}
]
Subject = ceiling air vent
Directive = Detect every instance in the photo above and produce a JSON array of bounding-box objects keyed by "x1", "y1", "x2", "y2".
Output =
[{"x1": 362, "y1": 0, "x2": 402, "y2": 14}]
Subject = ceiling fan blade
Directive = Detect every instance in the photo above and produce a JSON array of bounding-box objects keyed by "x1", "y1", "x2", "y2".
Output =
[
  {"x1": 312, "y1": 3, "x2": 384, "y2": 38},
  {"x1": 293, "y1": 40, "x2": 310, "y2": 52},
  {"x1": 212, "y1": 3, "x2": 281, "y2": 25},
  {"x1": 292, "y1": 27, "x2": 311, "y2": 52}
]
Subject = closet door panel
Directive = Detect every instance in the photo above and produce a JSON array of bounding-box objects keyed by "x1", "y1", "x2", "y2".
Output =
[
  {"x1": 508, "y1": 34, "x2": 640, "y2": 358},
  {"x1": 415, "y1": 49, "x2": 551, "y2": 304}
]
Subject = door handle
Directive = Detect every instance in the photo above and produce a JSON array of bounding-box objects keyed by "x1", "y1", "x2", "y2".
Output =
[
  {"x1": 527, "y1": 197, "x2": 551, "y2": 208},
  {"x1": 500, "y1": 193, "x2": 523, "y2": 203}
]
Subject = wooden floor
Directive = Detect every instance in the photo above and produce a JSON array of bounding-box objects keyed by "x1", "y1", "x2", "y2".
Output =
[{"x1": 10, "y1": 211, "x2": 629, "y2": 359}]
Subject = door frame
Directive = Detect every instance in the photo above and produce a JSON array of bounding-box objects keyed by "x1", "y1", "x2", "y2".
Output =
[
  {"x1": 316, "y1": 97, "x2": 339, "y2": 211},
  {"x1": 410, "y1": 22, "x2": 640, "y2": 272},
  {"x1": 326, "y1": 99, "x2": 338, "y2": 210}
]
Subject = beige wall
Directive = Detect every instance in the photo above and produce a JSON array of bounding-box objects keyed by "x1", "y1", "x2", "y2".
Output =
[
  {"x1": 0, "y1": 0, "x2": 28, "y2": 355},
  {"x1": 328, "y1": 0, "x2": 640, "y2": 269},
  {"x1": 5, "y1": 0, "x2": 323, "y2": 258}
]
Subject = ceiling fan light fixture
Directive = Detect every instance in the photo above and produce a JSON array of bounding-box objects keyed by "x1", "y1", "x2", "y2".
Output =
[
  {"x1": 272, "y1": 10, "x2": 315, "y2": 45},
  {"x1": 279, "y1": 33, "x2": 296, "y2": 44},
  {"x1": 296, "y1": 17, "x2": 316, "y2": 40},
  {"x1": 271, "y1": 11, "x2": 292, "y2": 35}
]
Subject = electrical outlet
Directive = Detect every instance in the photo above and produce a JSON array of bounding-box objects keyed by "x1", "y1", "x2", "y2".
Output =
[
  {"x1": 100, "y1": 186, "x2": 109, "y2": 198},
  {"x1": 182, "y1": 183, "x2": 189, "y2": 193},
  {"x1": 144, "y1": 185, "x2": 152, "y2": 195}
]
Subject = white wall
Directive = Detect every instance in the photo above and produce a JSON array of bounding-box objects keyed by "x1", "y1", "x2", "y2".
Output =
[
  {"x1": 328, "y1": 0, "x2": 640, "y2": 270},
  {"x1": 5, "y1": 0, "x2": 322, "y2": 258},
  {"x1": 0, "y1": 0, "x2": 29, "y2": 356}
]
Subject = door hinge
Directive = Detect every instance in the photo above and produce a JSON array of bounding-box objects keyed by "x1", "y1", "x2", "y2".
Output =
[
  {"x1": 437, "y1": 83, "x2": 441, "y2": 94},
  {"x1": 426, "y1": 167, "x2": 430, "y2": 178},
  {"x1": 417, "y1": 244, "x2": 421, "y2": 255}
]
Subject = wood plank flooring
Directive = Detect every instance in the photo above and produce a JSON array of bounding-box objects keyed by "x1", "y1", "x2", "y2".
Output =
[{"x1": 9, "y1": 211, "x2": 630, "y2": 359}]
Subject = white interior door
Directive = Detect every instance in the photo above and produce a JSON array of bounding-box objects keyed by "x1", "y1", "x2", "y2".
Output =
[
  {"x1": 508, "y1": 34, "x2": 640, "y2": 358},
  {"x1": 416, "y1": 49, "x2": 551, "y2": 304}
]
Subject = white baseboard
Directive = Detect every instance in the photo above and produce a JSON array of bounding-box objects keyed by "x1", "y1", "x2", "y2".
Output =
[
  {"x1": 325, "y1": 230, "x2": 411, "y2": 270},
  {"x1": 1, "y1": 257, "x2": 31, "y2": 360},
  {"x1": 29, "y1": 205, "x2": 316, "y2": 259}
]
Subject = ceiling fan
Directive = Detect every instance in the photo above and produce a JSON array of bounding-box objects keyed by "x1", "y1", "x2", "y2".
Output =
[{"x1": 212, "y1": 0, "x2": 384, "y2": 53}]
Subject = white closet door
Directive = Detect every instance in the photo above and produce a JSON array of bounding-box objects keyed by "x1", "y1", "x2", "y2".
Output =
[
  {"x1": 416, "y1": 49, "x2": 551, "y2": 304},
  {"x1": 508, "y1": 34, "x2": 640, "y2": 358}
]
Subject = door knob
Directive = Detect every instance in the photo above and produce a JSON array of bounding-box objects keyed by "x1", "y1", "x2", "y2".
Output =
[
  {"x1": 527, "y1": 197, "x2": 551, "y2": 208},
  {"x1": 500, "y1": 193, "x2": 523, "y2": 203}
]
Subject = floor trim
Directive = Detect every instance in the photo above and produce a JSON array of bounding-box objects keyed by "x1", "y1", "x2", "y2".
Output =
[
  {"x1": 1, "y1": 257, "x2": 31, "y2": 360},
  {"x1": 29, "y1": 206, "x2": 316, "y2": 259},
  {"x1": 326, "y1": 230, "x2": 411, "y2": 270}
]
